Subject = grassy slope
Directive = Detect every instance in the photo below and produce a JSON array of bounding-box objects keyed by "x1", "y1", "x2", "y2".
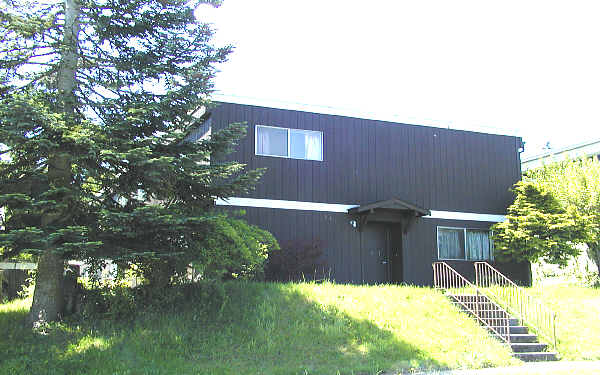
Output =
[
  {"x1": 0, "y1": 282, "x2": 517, "y2": 375},
  {"x1": 528, "y1": 285, "x2": 600, "y2": 360}
]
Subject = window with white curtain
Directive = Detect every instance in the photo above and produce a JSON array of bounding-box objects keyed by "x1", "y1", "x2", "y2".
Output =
[
  {"x1": 255, "y1": 125, "x2": 323, "y2": 161},
  {"x1": 437, "y1": 227, "x2": 494, "y2": 261}
]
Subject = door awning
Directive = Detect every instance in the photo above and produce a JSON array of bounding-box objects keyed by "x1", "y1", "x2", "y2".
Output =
[{"x1": 348, "y1": 197, "x2": 430, "y2": 232}]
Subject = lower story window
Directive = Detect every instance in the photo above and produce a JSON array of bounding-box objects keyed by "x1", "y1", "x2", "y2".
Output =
[{"x1": 437, "y1": 227, "x2": 494, "y2": 261}]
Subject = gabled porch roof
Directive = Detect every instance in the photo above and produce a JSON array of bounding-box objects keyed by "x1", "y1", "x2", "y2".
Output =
[
  {"x1": 348, "y1": 197, "x2": 430, "y2": 217},
  {"x1": 347, "y1": 197, "x2": 430, "y2": 232}
]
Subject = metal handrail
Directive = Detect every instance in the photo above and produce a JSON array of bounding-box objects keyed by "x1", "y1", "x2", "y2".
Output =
[
  {"x1": 474, "y1": 262, "x2": 557, "y2": 351},
  {"x1": 432, "y1": 262, "x2": 511, "y2": 346}
]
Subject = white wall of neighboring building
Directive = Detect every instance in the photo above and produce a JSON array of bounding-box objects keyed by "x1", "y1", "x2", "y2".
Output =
[{"x1": 522, "y1": 139, "x2": 600, "y2": 171}]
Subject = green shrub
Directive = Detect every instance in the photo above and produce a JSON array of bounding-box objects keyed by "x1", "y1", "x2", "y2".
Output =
[
  {"x1": 133, "y1": 213, "x2": 279, "y2": 287},
  {"x1": 78, "y1": 279, "x2": 228, "y2": 321},
  {"x1": 265, "y1": 239, "x2": 327, "y2": 281},
  {"x1": 76, "y1": 213, "x2": 278, "y2": 317},
  {"x1": 191, "y1": 215, "x2": 279, "y2": 280},
  {"x1": 79, "y1": 280, "x2": 138, "y2": 320}
]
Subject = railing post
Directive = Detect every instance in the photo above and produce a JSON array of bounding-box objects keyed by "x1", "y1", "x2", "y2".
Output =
[
  {"x1": 553, "y1": 312, "x2": 557, "y2": 351},
  {"x1": 519, "y1": 292, "x2": 523, "y2": 326},
  {"x1": 506, "y1": 314, "x2": 511, "y2": 345}
]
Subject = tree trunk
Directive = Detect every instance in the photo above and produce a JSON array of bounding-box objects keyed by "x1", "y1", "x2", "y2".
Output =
[
  {"x1": 146, "y1": 259, "x2": 176, "y2": 290},
  {"x1": 28, "y1": 252, "x2": 65, "y2": 326},
  {"x1": 589, "y1": 246, "x2": 600, "y2": 277},
  {"x1": 28, "y1": 0, "x2": 81, "y2": 326}
]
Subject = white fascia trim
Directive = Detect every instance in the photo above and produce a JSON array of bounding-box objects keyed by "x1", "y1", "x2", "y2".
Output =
[
  {"x1": 215, "y1": 197, "x2": 358, "y2": 213},
  {"x1": 215, "y1": 197, "x2": 506, "y2": 222},
  {"x1": 428, "y1": 210, "x2": 505, "y2": 223}
]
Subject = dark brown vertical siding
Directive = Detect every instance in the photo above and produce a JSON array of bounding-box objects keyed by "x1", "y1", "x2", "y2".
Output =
[
  {"x1": 494, "y1": 134, "x2": 507, "y2": 211},
  {"x1": 401, "y1": 125, "x2": 412, "y2": 205},
  {"x1": 470, "y1": 133, "x2": 484, "y2": 212},
  {"x1": 358, "y1": 119, "x2": 368, "y2": 203},
  {"x1": 316, "y1": 113, "x2": 327, "y2": 203},
  {"x1": 234, "y1": 104, "x2": 246, "y2": 170},
  {"x1": 500, "y1": 136, "x2": 514, "y2": 209},
  {"x1": 462, "y1": 132, "x2": 473, "y2": 211},
  {"x1": 365, "y1": 119, "x2": 374, "y2": 202},
  {"x1": 326, "y1": 115, "x2": 337, "y2": 203},
  {"x1": 432, "y1": 129, "x2": 444, "y2": 210},
  {"x1": 243, "y1": 105, "x2": 255, "y2": 178},
  {"x1": 461, "y1": 132, "x2": 473, "y2": 212},
  {"x1": 385, "y1": 124, "x2": 395, "y2": 199},
  {"x1": 424, "y1": 127, "x2": 435, "y2": 210},
  {"x1": 441, "y1": 129, "x2": 452, "y2": 211},
  {"x1": 375, "y1": 123, "x2": 385, "y2": 200},
  {"x1": 347, "y1": 117, "x2": 357, "y2": 202},
  {"x1": 444, "y1": 131, "x2": 458, "y2": 209},
  {"x1": 405, "y1": 125, "x2": 415, "y2": 205},
  {"x1": 342, "y1": 118, "x2": 351, "y2": 202},
  {"x1": 311, "y1": 112, "x2": 320, "y2": 203}
]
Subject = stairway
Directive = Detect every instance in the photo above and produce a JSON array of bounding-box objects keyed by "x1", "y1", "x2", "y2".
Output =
[{"x1": 450, "y1": 294, "x2": 558, "y2": 362}]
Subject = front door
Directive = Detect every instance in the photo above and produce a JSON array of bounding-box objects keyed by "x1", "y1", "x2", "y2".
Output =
[
  {"x1": 390, "y1": 224, "x2": 403, "y2": 283},
  {"x1": 360, "y1": 223, "x2": 391, "y2": 284}
]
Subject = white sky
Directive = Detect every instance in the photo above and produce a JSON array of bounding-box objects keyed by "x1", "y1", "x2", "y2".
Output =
[{"x1": 196, "y1": 0, "x2": 600, "y2": 158}]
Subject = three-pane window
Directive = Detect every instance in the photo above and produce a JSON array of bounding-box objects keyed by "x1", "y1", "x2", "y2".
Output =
[
  {"x1": 437, "y1": 227, "x2": 494, "y2": 261},
  {"x1": 256, "y1": 125, "x2": 323, "y2": 161}
]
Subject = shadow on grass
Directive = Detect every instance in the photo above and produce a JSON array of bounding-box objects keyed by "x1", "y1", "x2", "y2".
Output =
[{"x1": 0, "y1": 282, "x2": 445, "y2": 375}]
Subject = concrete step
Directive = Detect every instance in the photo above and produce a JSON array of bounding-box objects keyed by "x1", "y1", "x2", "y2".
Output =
[
  {"x1": 459, "y1": 302, "x2": 502, "y2": 309},
  {"x1": 453, "y1": 295, "x2": 492, "y2": 303},
  {"x1": 479, "y1": 317, "x2": 519, "y2": 326},
  {"x1": 513, "y1": 351, "x2": 559, "y2": 362},
  {"x1": 489, "y1": 325, "x2": 529, "y2": 334},
  {"x1": 453, "y1": 301, "x2": 506, "y2": 313},
  {"x1": 472, "y1": 310, "x2": 509, "y2": 318},
  {"x1": 455, "y1": 304, "x2": 506, "y2": 314},
  {"x1": 510, "y1": 342, "x2": 548, "y2": 353},
  {"x1": 446, "y1": 293, "x2": 558, "y2": 362},
  {"x1": 509, "y1": 334, "x2": 539, "y2": 343}
]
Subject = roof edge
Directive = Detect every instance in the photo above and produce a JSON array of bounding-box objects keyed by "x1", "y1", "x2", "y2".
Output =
[{"x1": 212, "y1": 94, "x2": 521, "y2": 139}]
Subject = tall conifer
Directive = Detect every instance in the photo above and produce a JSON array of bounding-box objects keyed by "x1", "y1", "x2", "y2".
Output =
[{"x1": 0, "y1": 0, "x2": 261, "y2": 325}]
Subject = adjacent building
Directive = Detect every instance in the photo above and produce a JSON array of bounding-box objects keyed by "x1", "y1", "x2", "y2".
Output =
[{"x1": 522, "y1": 139, "x2": 600, "y2": 172}]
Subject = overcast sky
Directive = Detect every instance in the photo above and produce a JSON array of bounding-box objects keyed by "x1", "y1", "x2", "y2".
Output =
[{"x1": 196, "y1": 0, "x2": 600, "y2": 159}]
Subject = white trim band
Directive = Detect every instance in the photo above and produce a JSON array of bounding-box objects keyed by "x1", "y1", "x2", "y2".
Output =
[
  {"x1": 215, "y1": 197, "x2": 506, "y2": 222},
  {"x1": 216, "y1": 197, "x2": 357, "y2": 213},
  {"x1": 428, "y1": 210, "x2": 505, "y2": 223}
]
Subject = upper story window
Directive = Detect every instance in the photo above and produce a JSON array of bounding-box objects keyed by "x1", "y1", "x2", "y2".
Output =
[
  {"x1": 255, "y1": 125, "x2": 323, "y2": 161},
  {"x1": 437, "y1": 226, "x2": 494, "y2": 261}
]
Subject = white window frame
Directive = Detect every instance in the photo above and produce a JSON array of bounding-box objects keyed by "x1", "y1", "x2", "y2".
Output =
[
  {"x1": 255, "y1": 124, "x2": 323, "y2": 161},
  {"x1": 436, "y1": 226, "x2": 494, "y2": 261}
]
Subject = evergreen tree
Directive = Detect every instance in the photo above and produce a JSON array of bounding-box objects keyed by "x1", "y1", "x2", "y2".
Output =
[
  {"x1": 0, "y1": 0, "x2": 262, "y2": 325},
  {"x1": 492, "y1": 181, "x2": 589, "y2": 266}
]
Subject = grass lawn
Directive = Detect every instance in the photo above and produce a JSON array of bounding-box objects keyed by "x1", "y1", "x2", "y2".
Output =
[
  {"x1": 506, "y1": 370, "x2": 600, "y2": 375},
  {"x1": 0, "y1": 282, "x2": 518, "y2": 375},
  {"x1": 528, "y1": 284, "x2": 600, "y2": 361}
]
